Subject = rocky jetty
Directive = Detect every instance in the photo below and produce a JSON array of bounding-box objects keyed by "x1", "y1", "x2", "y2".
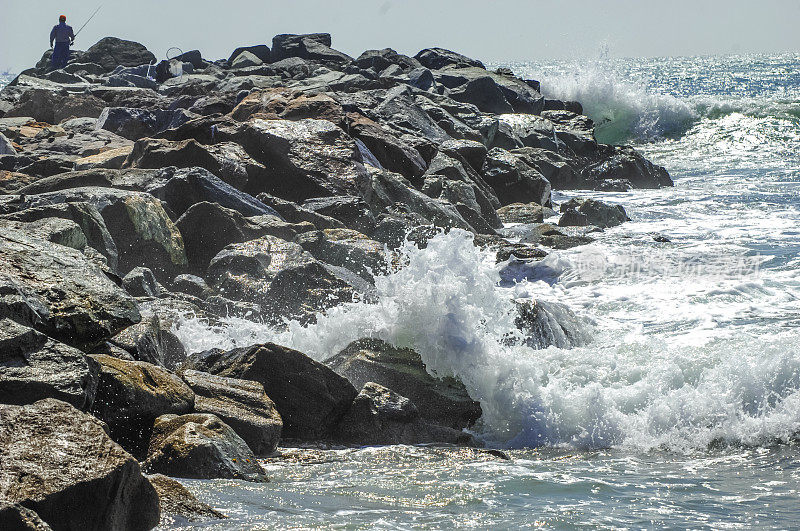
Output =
[{"x1": 0, "y1": 33, "x2": 669, "y2": 528}]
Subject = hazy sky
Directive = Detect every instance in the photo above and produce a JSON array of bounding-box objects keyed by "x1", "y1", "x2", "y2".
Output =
[{"x1": 2, "y1": 0, "x2": 799, "y2": 73}]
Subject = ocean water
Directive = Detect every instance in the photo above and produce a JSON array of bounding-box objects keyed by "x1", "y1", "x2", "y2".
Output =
[{"x1": 6, "y1": 55, "x2": 800, "y2": 527}]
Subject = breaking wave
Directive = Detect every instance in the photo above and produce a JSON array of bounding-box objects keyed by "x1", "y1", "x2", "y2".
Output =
[{"x1": 174, "y1": 230, "x2": 800, "y2": 452}]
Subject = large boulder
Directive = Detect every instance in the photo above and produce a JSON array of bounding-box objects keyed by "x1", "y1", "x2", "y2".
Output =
[
  {"x1": 335, "y1": 382, "x2": 475, "y2": 446},
  {"x1": 325, "y1": 339, "x2": 482, "y2": 430},
  {"x1": 154, "y1": 166, "x2": 280, "y2": 218},
  {"x1": 3, "y1": 187, "x2": 188, "y2": 281},
  {"x1": 0, "y1": 319, "x2": 99, "y2": 409},
  {"x1": 182, "y1": 370, "x2": 283, "y2": 455},
  {"x1": 294, "y1": 229, "x2": 387, "y2": 283},
  {"x1": 439, "y1": 68, "x2": 545, "y2": 115},
  {"x1": 581, "y1": 145, "x2": 673, "y2": 189},
  {"x1": 302, "y1": 195, "x2": 377, "y2": 235},
  {"x1": 4, "y1": 89, "x2": 106, "y2": 124},
  {"x1": 82, "y1": 37, "x2": 157, "y2": 72},
  {"x1": 346, "y1": 112, "x2": 427, "y2": 179},
  {"x1": 354, "y1": 48, "x2": 422, "y2": 73},
  {"x1": 90, "y1": 354, "x2": 195, "y2": 457},
  {"x1": 228, "y1": 44, "x2": 271, "y2": 64},
  {"x1": 257, "y1": 193, "x2": 345, "y2": 229},
  {"x1": 0, "y1": 399, "x2": 159, "y2": 531},
  {"x1": 559, "y1": 197, "x2": 630, "y2": 228},
  {"x1": 271, "y1": 33, "x2": 353, "y2": 64},
  {"x1": 0, "y1": 225, "x2": 140, "y2": 350},
  {"x1": 144, "y1": 413, "x2": 269, "y2": 482},
  {"x1": 481, "y1": 148, "x2": 552, "y2": 206},
  {"x1": 176, "y1": 201, "x2": 302, "y2": 274},
  {"x1": 185, "y1": 343, "x2": 358, "y2": 440},
  {"x1": 414, "y1": 48, "x2": 485, "y2": 70},
  {"x1": 96, "y1": 107, "x2": 196, "y2": 141},
  {"x1": 147, "y1": 474, "x2": 225, "y2": 525},
  {"x1": 123, "y1": 138, "x2": 254, "y2": 190},
  {"x1": 219, "y1": 118, "x2": 368, "y2": 201},
  {"x1": 357, "y1": 167, "x2": 475, "y2": 232},
  {"x1": 206, "y1": 235, "x2": 358, "y2": 324}
]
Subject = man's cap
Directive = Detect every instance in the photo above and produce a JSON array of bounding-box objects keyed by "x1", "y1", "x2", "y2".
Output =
[{"x1": 59, "y1": 15, "x2": 66, "y2": 21}]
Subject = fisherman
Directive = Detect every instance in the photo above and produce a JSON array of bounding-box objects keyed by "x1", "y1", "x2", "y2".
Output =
[{"x1": 49, "y1": 15, "x2": 75, "y2": 70}]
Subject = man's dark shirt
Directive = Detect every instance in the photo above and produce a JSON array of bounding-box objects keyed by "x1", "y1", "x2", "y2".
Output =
[{"x1": 50, "y1": 22, "x2": 74, "y2": 47}]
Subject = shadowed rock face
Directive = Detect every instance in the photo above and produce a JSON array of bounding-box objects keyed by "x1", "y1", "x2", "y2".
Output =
[
  {"x1": 147, "y1": 474, "x2": 226, "y2": 524},
  {"x1": 144, "y1": 413, "x2": 269, "y2": 482},
  {"x1": 0, "y1": 398, "x2": 160, "y2": 531},
  {"x1": 0, "y1": 319, "x2": 99, "y2": 409},
  {"x1": 82, "y1": 37, "x2": 157, "y2": 72},
  {"x1": 185, "y1": 343, "x2": 358, "y2": 440}
]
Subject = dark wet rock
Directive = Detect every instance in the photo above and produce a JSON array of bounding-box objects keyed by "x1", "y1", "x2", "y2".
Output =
[
  {"x1": 326, "y1": 338, "x2": 482, "y2": 430},
  {"x1": 558, "y1": 208, "x2": 589, "y2": 227},
  {"x1": 96, "y1": 107, "x2": 196, "y2": 141},
  {"x1": 517, "y1": 223, "x2": 595, "y2": 249},
  {"x1": 145, "y1": 413, "x2": 268, "y2": 482},
  {"x1": 496, "y1": 202, "x2": 549, "y2": 224},
  {"x1": 82, "y1": 37, "x2": 157, "y2": 72},
  {"x1": 302, "y1": 195, "x2": 377, "y2": 235},
  {"x1": 335, "y1": 382, "x2": 476, "y2": 446},
  {"x1": 206, "y1": 235, "x2": 357, "y2": 323},
  {"x1": 228, "y1": 45, "x2": 271, "y2": 64},
  {"x1": 153, "y1": 166, "x2": 279, "y2": 219},
  {"x1": 257, "y1": 193, "x2": 345, "y2": 229},
  {"x1": 0, "y1": 503, "x2": 52, "y2": 530},
  {"x1": 0, "y1": 225, "x2": 140, "y2": 350},
  {"x1": 511, "y1": 147, "x2": 581, "y2": 190},
  {"x1": 0, "y1": 398, "x2": 160, "y2": 531},
  {"x1": 0, "y1": 217, "x2": 88, "y2": 252},
  {"x1": 171, "y1": 274, "x2": 212, "y2": 299},
  {"x1": 272, "y1": 33, "x2": 353, "y2": 64},
  {"x1": 147, "y1": 474, "x2": 225, "y2": 524},
  {"x1": 440, "y1": 138, "x2": 488, "y2": 173},
  {"x1": 653, "y1": 233, "x2": 671, "y2": 243},
  {"x1": 492, "y1": 114, "x2": 560, "y2": 152},
  {"x1": 582, "y1": 146, "x2": 673, "y2": 189},
  {"x1": 346, "y1": 112, "x2": 427, "y2": 179},
  {"x1": 370, "y1": 86, "x2": 451, "y2": 143},
  {"x1": 415, "y1": 47, "x2": 485, "y2": 70},
  {"x1": 439, "y1": 68, "x2": 545, "y2": 115},
  {"x1": 218, "y1": 118, "x2": 368, "y2": 201},
  {"x1": 175, "y1": 50, "x2": 205, "y2": 69},
  {"x1": 90, "y1": 354, "x2": 194, "y2": 457},
  {"x1": 560, "y1": 197, "x2": 630, "y2": 228},
  {"x1": 105, "y1": 298, "x2": 195, "y2": 370},
  {"x1": 182, "y1": 370, "x2": 283, "y2": 455},
  {"x1": 295, "y1": 228, "x2": 387, "y2": 282},
  {"x1": 513, "y1": 299, "x2": 588, "y2": 349},
  {"x1": 122, "y1": 266, "x2": 166, "y2": 297},
  {"x1": 355, "y1": 48, "x2": 422, "y2": 73},
  {"x1": 176, "y1": 201, "x2": 303, "y2": 275},
  {"x1": 0, "y1": 319, "x2": 99, "y2": 409},
  {"x1": 358, "y1": 167, "x2": 474, "y2": 232},
  {"x1": 185, "y1": 343, "x2": 358, "y2": 440},
  {"x1": 481, "y1": 147, "x2": 552, "y2": 206},
  {"x1": 594, "y1": 178, "x2": 633, "y2": 192},
  {"x1": 15, "y1": 156, "x2": 76, "y2": 178}
]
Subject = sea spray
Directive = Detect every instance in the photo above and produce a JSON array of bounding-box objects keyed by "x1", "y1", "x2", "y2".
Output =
[{"x1": 174, "y1": 230, "x2": 800, "y2": 451}]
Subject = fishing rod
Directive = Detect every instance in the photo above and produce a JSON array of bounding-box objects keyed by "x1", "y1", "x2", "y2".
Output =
[{"x1": 74, "y1": 4, "x2": 103, "y2": 38}]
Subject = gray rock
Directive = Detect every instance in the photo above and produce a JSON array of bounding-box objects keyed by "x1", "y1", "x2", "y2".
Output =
[
  {"x1": 354, "y1": 48, "x2": 422, "y2": 72},
  {"x1": 0, "y1": 132, "x2": 16, "y2": 155},
  {"x1": 582, "y1": 145, "x2": 673, "y2": 189},
  {"x1": 294, "y1": 228, "x2": 387, "y2": 282},
  {"x1": 206, "y1": 235, "x2": 357, "y2": 324},
  {"x1": 326, "y1": 338, "x2": 482, "y2": 430},
  {"x1": 185, "y1": 343, "x2": 358, "y2": 440},
  {"x1": 145, "y1": 413, "x2": 269, "y2": 482},
  {"x1": 560, "y1": 197, "x2": 630, "y2": 228},
  {"x1": 228, "y1": 45, "x2": 271, "y2": 64},
  {"x1": 513, "y1": 299, "x2": 589, "y2": 349},
  {"x1": 272, "y1": 33, "x2": 353, "y2": 64},
  {"x1": 82, "y1": 37, "x2": 157, "y2": 72},
  {"x1": 481, "y1": 148, "x2": 552, "y2": 206},
  {"x1": 182, "y1": 370, "x2": 283, "y2": 455},
  {"x1": 346, "y1": 112, "x2": 427, "y2": 180},
  {"x1": 171, "y1": 274, "x2": 212, "y2": 299},
  {"x1": 0, "y1": 398, "x2": 160, "y2": 530},
  {"x1": 256, "y1": 193, "x2": 345, "y2": 230},
  {"x1": 176, "y1": 201, "x2": 303, "y2": 275},
  {"x1": 96, "y1": 107, "x2": 196, "y2": 141},
  {"x1": 0, "y1": 225, "x2": 140, "y2": 350},
  {"x1": 90, "y1": 354, "x2": 195, "y2": 457},
  {"x1": 122, "y1": 266, "x2": 166, "y2": 297},
  {"x1": 335, "y1": 382, "x2": 476, "y2": 446},
  {"x1": 302, "y1": 195, "x2": 377, "y2": 235},
  {"x1": 496, "y1": 203, "x2": 548, "y2": 224},
  {"x1": 558, "y1": 208, "x2": 589, "y2": 227},
  {"x1": 0, "y1": 319, "x2": 99, "y2": 409}
]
